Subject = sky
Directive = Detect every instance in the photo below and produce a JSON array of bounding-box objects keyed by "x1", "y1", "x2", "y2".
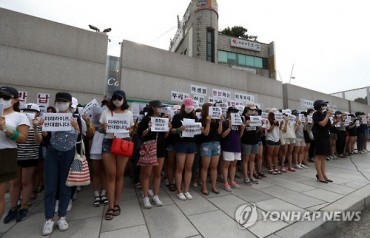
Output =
[{"x1": 1, "y1": 0, "x2": 370, "y2": 94}]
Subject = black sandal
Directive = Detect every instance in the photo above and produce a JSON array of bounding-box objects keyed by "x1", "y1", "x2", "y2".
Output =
[
  {"x1": 105, "y1": 208, "x2": 114, "y2": 220},
  {"x1": 113, "y1": 205, "x2": 121, "y2": 216},
  {"x1": 93, "y1": 196, "x2": 101, "y2": 207},
  {"x1": 100, "y1": 195, "x2": 108, "y2": 205},
  {"x1": 168, "y1": 184, "x2": 176, "y2": 192}
]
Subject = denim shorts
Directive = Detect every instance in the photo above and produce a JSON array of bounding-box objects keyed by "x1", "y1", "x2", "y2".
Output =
[
  {"x1": 242, "y1": 143, "x2": 259, "y2": 155},
  {"x1": 266, "y1": 140, "x2": 280, "y2": 147},
  {"x1": 175, "y1": 142, "x2": 197, "y2": 154},
  {"x1": 102, "y1": 138, "x2": 113, "y2": 154},
  {"x1": 201, "y1": 141, "x2": 221, "y2": 157}
]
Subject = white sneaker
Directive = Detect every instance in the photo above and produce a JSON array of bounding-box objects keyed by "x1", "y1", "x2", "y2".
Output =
[
  {"x1": 42, "y1": 220, "x2": 54, "y2": 236},
  {"x1": 57, "y1": 217, "x2": 68, "y2": 231},
  {"x1": 184, "y1": 192, "x2": 193, "y2": 200},
  {"x1": 249, "y1": 177, "x2": 259, "y2": 184},
  {"x1": 192, "y1": 182, "x2": 198, "y2": 188},
  {"x1": 295, "y1": 164, "x2": 302, "y2": 169},
  {"x1": 55, "y1": 200, "x2": 59, "y2": 213},
  {"x1": 176, "y1": 193, "x2": 186, "y2": 201},
  {"x1": 67, "y1": 199, "x2": 72, "y2": 212},
  {"x1": 148, "y1": 189, "x2": 154, "y2": 197},
  {"x1": 143, "y1": 197, "x2": 152, "y2": 209},
  {"x1": 152, "y1": 195, "x2": 163, "y2": 207},
  {"x1": 300, "y1": 164, "x2": 307, "y2": 169}
]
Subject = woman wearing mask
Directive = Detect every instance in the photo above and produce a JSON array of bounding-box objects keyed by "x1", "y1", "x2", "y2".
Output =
[
  {"x1": 199, "y1": 103, "x2": 222, "y2": 195},
  {"x1": 333, "y1": 111, "x2": 346, "y2": 158},
  {"x1": 39, "y1": 92, "x2": 80, "y2": 235},
  {"x1": 292, "y1": 110, "x2": 306, "y2": 169},
  {"x1": 171, "y1": 98, "x2": 197, "y2": 200},
  {"x1": 279, "y1": 109, "x2": 296, "y2": 172},
  {"x1": 137, "y1": 100, "x2": 170, "y2": 208},
  {"x1": 265, "y1": 110, "x2": 281, "y2": 175},
  {"x1": 312, "y1": 100, "x2": 332, "y2": 183},
  {"x1": 0, "y1": 86, "x2": 29, "y2": 221},
  {"x1": 100, "y1": 90, "x2": 134, "y2": 220},
  {"x1": 4, "y1": 103, "x2": 42, "y2": 223}
]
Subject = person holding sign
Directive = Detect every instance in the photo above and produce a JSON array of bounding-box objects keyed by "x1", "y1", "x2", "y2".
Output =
[
  {"x1": 265, "y1": 110, "x2": 281, "y2": 175},
  {"x1": 3, "y1": 103, "x2": 42, "y2": 224},
  {"x1": 137, "y1": 100, "x2": 171, "y2": 208},
  {"x1": 0, "y1": 86, "x2": 29, "y2": 221},
  {"x1": 99, "y1": 90, "x2": 134, "y2": 220},
  {"x1": 292, "y1": 110, "x2": 306, "y2": 170},
  {"x1": 199, "y1": 103, "x2": 223, "y2": 195},
  {"x1": 312, "y1": 100, "x2": 333, "y2": 183},
  {"x1": 279, "y1": 109, "x2": 296, "y2": 172},
  {"x1": 170, "y1": 98, "x2": 197, "y2": 201},
  {"x1": 221, "y1": 107, "x2": 245, "y2": 192},
  {"x1": 38, "y1": 92, "x2": 80, "y2": 236}
]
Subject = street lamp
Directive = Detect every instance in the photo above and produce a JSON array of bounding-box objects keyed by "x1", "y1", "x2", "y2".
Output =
[
  {"x1": 288, "y1": 64, "x2": 295, "y2": 84},
  {"x1": 88, "y1": 25, "x2": 112, "y2": 34}
]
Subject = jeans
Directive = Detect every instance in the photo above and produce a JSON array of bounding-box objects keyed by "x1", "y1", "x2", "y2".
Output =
[
  {"x1": 44, "y1": 146, "x2": 75, "y2": 219},
  {"x1": 357, "y1": 133, "x2": 365, "y2": 152}
]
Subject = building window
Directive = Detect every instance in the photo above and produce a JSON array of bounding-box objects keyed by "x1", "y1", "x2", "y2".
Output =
[
  {"x1": 206, "y1": 28, "x2": 215, "y2": 62},
  {"x1": 217, "y1": 50, "x2": 266, "y2": 69},
  {"x1": 227, "y1": 52, "x2": 236, "y2": 64},
  {"x1": 237, "y1": 54, "x2": 246, "y2": 66},
  {"x1": 218, "y1": 51, "x2": 227, "y2": 63}
]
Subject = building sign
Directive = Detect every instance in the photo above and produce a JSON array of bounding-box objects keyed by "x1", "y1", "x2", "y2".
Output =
[
  {"x1": 192, "y1": 0, "x2": 218, "y2": 13},
  {"x1": 231, "y1": 65, "x2": 257, "y2": 74},
  {"x1": 301, "y1": 99, "x2": 314, "y2": 109},
  {"x1": 230, "y1": 38, "x2": 261, "y2": 52}
]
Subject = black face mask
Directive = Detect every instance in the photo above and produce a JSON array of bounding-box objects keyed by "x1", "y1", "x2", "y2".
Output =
[
  {"x1": 111, "y1": 95, "x2": 123, "y2": 101},
  {"x1": 0, "y1": 94, "x2": 12, "y2": 100}
]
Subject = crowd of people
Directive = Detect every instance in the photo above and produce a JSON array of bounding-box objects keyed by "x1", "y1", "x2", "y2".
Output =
[{"x1": 0, "y1": 85, "x2": 369, "y2": 236}]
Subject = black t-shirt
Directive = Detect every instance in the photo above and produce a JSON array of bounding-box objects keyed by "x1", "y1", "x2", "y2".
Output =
[
  {"x1": 200, "y1": 120, "x2": 221, "y2": 143},
  {"x1": 137, "y1": 115, "x2": 166, "y2": 150},
  {"x1": 171, "y1": 113, "x2": 196, "y2": 143},
  {"x1": 241, "y1": 116, "x2": 259, "y2": 145},
  {"x1": 312, "y1": 111, "x2": 331, "y2": 138}
]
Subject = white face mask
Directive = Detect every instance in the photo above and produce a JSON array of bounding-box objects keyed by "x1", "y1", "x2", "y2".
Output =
[
  {"x1": 55, "y1": 102, "x2": 70, "y2": 112},
  {"x1": 322, "y1": 106, "x2": 328, "y2": 111},
  {"x1": 0, "y1": 98, "x2": 13, "y2": 109},
  {"x1": 113, "y1": 99, "x2": 124, "y2": 107},
  {"x1": 184, "y1": 108, "x2": 193, "y2": 114}
]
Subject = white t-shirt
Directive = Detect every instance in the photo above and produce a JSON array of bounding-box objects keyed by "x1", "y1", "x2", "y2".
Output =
[
  {"x1": 266, "y1": 121, "x2": 280, "y2": 143},
  {"x1": 99, "y1": 109, "x2": 134, "y2": 139},
  {"x1": 280, "y1": 121, "x2": 296, "y2": 139},
  {"x1": 0, "y1": 112, "x2": 30, "y2": 149}
]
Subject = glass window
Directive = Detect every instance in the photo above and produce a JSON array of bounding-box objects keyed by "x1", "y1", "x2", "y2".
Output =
[
  {"x1": 255, "y1": 57, "x2": 263, "y2": 68},
  {"x1": 237, "y1": 54, "x2": 246, "y2": 66},
  {"x1": 227, "y1": 52, "x2": 236, "y2": 64},
  {"x1": 246, "y1": 55, "x2": 254, "y2": 67},
  {"x1": 206, "y1": 29, "x2": 215, "y2": 62},
  {"x1": 218, "y1": 51, "x2": 227, "y2": 63}
]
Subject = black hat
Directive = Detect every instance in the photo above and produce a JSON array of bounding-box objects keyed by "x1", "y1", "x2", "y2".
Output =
[
  {"x1": 313, "y1": 100, "x2": 328, "y2": 110},
  {"x1": 149, "y1": 100, "x2": 162, "y2": 108},
  {"x1": 0, "y1": 86, "x2": 19, "y2": 98},
  {"x1": 112, "y1": 90, "x2": 126, "y2": 99},
  {"x1": 227, "y1": 106, "x2": 239, "y2": 113},
  {"x1": 335, "y1": 111, "x2": 342, "y2": 115},
  {"x1": 55, "y1": 92, "x2": 72, "y2": 102}
]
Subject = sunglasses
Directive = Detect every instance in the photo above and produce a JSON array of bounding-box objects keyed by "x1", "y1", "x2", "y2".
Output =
[
  {"x1": 0, "y1": 94, "x2": 12, "y2": 100},
  {"x1": 111, "y1": 95, "x2": 123, "y2": 101}
]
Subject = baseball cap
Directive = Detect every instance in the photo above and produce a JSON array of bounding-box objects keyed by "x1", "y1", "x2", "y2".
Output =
[
  {"x1": 55, "y1": 92, "x2": 72, "y2": 102},
  {"x1": 313, "y1": 100, "x2": 328, "y2": 110},
  {"x1": 227, "y1": 106, "x2": 239, "y2": 113},
  {"x1": 246, "y1": 103, "x2": 257, "y2": 110},
  {"x1": 0, "y1": 86, "x2": 19, "y2": 98},
  {"x1": 269, "y1": 108, "x2": 279, "y2": 114},
  {"x1": 21, "y1": 103, "x2": 40, "y2": 112},
  {"x1": 183, "y1": 97, "x2": 194, "y2": 110},
  {"x1": 71, "y1": 97, "x2": 78, "y2": 109},
  {"x1": 149, "y1": 100, "x2": 163, "y2": 108},
  {"x1": 112, "y1": 90, "x2": 126, "y2": 99}
]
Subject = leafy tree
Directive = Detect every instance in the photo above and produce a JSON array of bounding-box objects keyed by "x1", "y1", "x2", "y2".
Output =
[
  {"x1": 354, "y1": 96, "x2": 367, "y2": 104},
  {"x1": 220, "y1": 26, "x2": 248, "y2": 39}
]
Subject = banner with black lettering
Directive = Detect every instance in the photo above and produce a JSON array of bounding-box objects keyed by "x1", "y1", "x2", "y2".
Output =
[
  {"x1": 151, "y1": 117, "x2": 169, "y2": 132},
  {"x1": 42, "y1": 113, "x2": 72, "y2": 131}
]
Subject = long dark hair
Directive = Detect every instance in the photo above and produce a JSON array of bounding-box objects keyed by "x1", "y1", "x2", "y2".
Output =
[
  {"x1": 268, "y1": 112, "x2": 278, "y2": 126},
  {"x1": 201, "y1": 103, "x2": 212, "y2": 125},
  {"x1": 13, "y1": 101, "x2": 20, "y2": 112},
  {"x1": 107, "y1": 99, "x2": 129, "y2": 111}
]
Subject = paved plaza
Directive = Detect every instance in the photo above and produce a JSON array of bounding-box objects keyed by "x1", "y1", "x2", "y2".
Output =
[{"x1": 1, "y1": 150, "x2": 370, "y2": 238}]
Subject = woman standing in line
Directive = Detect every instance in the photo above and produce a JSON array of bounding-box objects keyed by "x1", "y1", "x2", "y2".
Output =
[
  {"x1": 0, "y1": 86, "x2": 29, "y2": 221},
  {"x1": 265, "y1": 110, "x2": 281, "y2": 175},
  {"x1": 100, "y1": 90, "x2": 134, "y2": 220}
]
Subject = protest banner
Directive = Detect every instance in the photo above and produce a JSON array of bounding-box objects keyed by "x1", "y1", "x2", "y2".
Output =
[
  {"x1": 230, "y1": 113, "x2": 242, "y2": 125},
  {"x1": 307, "y1": 115, "x2": 313, "y2": 123},
  {"x1": 42, "y1": 113, "x2": 72, "y2": 131},
  {"x1": 18, "y1": 91, "x2": 28, "y2": 109},
  {"x1": 151, "y1": 117, "x2": 169, "y2": 132},
  {"x1": 92, "y1": 106, "x2": 105, "y2": 127},
  {"x1": 83, "y1": 99, "x2": 99, "y2": 118},
  {"x1": 298, "y1": 114, "x2": 305, "y2": 122},
  {"x1": 208, "y1": 107, "x2": 222, "y2": 119},
  {"x1": 249, "y1": 116, "x2": 262, "y2": 127},
  {"x1": 288, "y1": 115, "x2": 296, "y2": 125},
  {"x1": 37, "y1": 93, "x2": 50, "y2": 114},
  {"x1": 106, "y1": 114, "x2": 130, "y2": 134},
  {"x1": 261, "y1": 112, "x2": 268, "y2": 119},
  {"x1": 275, "y1": 113, "x2": 283, "y2": 122},
  {"x1": 181, "y1": 119, "x2": 202, "y2": 137},
  {"x1": 191, "y1": 85, "x2": 207, "y2": 96}
]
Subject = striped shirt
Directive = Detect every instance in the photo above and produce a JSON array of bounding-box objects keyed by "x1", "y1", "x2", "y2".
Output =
[{"x1": 17, "y1": 127, "x2": 41, "y2": 161}]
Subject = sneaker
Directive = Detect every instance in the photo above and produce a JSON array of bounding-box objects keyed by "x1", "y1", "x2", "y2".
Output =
[
  {"x1": 3, "y1": 209, "x2": 17, "y2": 224},
  {"x1": 295, "y1": 164, "x2": 302, "y2": 169},
  {"x1": 152, "y1": 195, "x2": 163, "y2": 207},
  {"x1": 16, "y1": 208, "x2": 29, "y2": 222},
  {"x1": 244, "y1": 178, "x2": 252, "y2": 186},
  {"x1": 192, "y1": 182, "x2": 198, "y2": 188},
  {"x1": 176, "y1": 193, "x2": 187, "y2": 201},
  {"x1": 55, "y1": 200, "x2": 59, "y2": 213},
  {"x1": 57, "y1": 217, "x2": 68, "y2": 231},
  {"x1": 76, "y1": 186, "x2": 82, "y2": 192},
  {"x1": 230, "y1": 181, "x2": 241, "y2": 189},
  {"x1": 184, "y1": 192, "x2": 193, "y2": 200},
  {"x1": 42, "y1": 220, "x2": 55, "y2": 236},
  {"x1": 223, "y1": 183, "x2": 232, "y2": 192},
  {"x1": 143, "y1": 197, "x2": 152, "y2": 209},
  {"x1": 67, "y1": 200, "x2": 72, "y2": 212},
  {"x1": 300, "y1": 164, "x2": 308, "y2": 169},
  {"x1": 249, "y1": 177, "x2": 259, "y2": 184},
  {"x1": 148, "y1": 189, "x2": 154, "y2": 197}
]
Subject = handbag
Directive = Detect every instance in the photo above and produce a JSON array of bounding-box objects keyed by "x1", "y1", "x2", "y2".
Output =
[
  {"x1": 66, "y1": 142, "x2": 91, "y2": 187},
  {"x1": 138, "y1": 137, "x2": 158, "y2": 166},
  {"x1": 111, "y1": 137, "x2": 134, "y2": 157}
]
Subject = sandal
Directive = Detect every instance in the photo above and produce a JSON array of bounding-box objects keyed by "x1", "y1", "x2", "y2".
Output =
[
  {"x1": 258, "y1": 172, "x2": 267, "y2": 178},
  {"x1": 135, "y1": 182, "x2": 142, "y2": 190},
  {"x1": 93, "y1": 196, "x2": 101, "y2": 207},
  {"x1": 101, "y1": 195, "x2": 108, "y2": 205},
  {"x1": 36, "y1": 185, "x2": 44, "y2": 193},
  {"x1": 113, "y1": 205, "x2": 121, "y2": 216},
  {"x1": 168, "y1": 184, "x2": 176, "y2": 192},
  {"x1": 268, "y1": 169, "x2": 277, "y2": 175},
  {"x1": 201, "y1": 189, "x2": 209, "y2": 195},
  {"x1": 105, "y1": 208, "x2": 114, "y2": 220}
]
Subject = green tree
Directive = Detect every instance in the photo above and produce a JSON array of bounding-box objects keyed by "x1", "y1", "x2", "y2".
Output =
[
  {"x1": 220, "y1": 26, "x2": 248, "y2": 39},
  {"x1": 354, "y1": 96, "x2": 367, "y2": 104}
]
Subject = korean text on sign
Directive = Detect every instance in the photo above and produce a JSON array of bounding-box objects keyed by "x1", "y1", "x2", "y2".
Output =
[
  {"x1": 208, "y1": 107, "x2": 222, "y2": 119},
  {"x1": 151, "y1": 117, "x2": 169, "y2": 132},
  {"x1": 42, "y1": 113, "x2": 72, "y2": 131},
  {"x1": 231, "y1": 113, "x2": 242, "y2": 125},
  {"x1": 106, "y1": 114, "x2": 130, "y2": 134}
]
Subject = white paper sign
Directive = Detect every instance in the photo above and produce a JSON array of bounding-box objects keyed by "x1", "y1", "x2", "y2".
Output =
[
  {"x1": 298, "y1": 114, "x2": 305, "y2": 122},
  {"x1": 275, "y1": 113, "x2": 283, "y2": 122},
  {"x1": 231, "y1": 113, "x2": 242, "y2": 125},
  {"x1": 307, "y1": 115, "x2": 313, "y2": 123},
  {"x1": 42, "y1": 113, "x2": 72, "y2": 131},
  {"x1": 18, "y1": 91, "x2": 28, "y2": 109},
  {"x1": 83, "y1": 99, "x2": 99, "y2": 118},
  {"x1": 106, "y1": 114, "x2": 130, "y2": 134},
  {"x1": 191, "y1": 85, "x2": 207, "y2": 96},
  {"x1": 288, "y1": 115, "x2": 296, "y2": 125},
  {"x1": 249, "y1": 116, "x2": 262, "y2": 127},
  {"x1": 181, "y1": 119, "x2": 201, "y2": 137},
  {"x1": 208, "y1": 97, "x2": 222, "y2": 104},
  {"x1": 235, "y1": 93, "x2": 255, "y2": 102},
  {"x1": 209, "y1": 107, "x2": 222, "y2": 119},
  {"x1": 192, "y1": 95, "x2": 205, "y2": 106},
  {"x1": 261, "y1": 112, "x2": 268, "y2": 119},
  {"x1": 151, "y1": 117, "x2": 169, "y2": 132},
  {"x1": 171, "y1": 91, "x2": 190, "y2": 102},
  {"x1": 212, "y1": 89, "x2": 231, "y2": 99},
  {"x1": 0, "y1": 103, "x2": 3, "y2": 117},
  {"x1": 37, "y1": 93, "x2": 50, "y2": 113}
]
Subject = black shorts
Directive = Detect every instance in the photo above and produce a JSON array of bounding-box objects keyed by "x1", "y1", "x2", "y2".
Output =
[
  {"x1": 266, "y1": 140, "x2": 280, "y2": 146},
  {"x1": 17, "y1": 159, "x2": 38, "y2": 168},
  {"x1": 0, "y1": 148, "x2": 18, "y2": 182}
]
